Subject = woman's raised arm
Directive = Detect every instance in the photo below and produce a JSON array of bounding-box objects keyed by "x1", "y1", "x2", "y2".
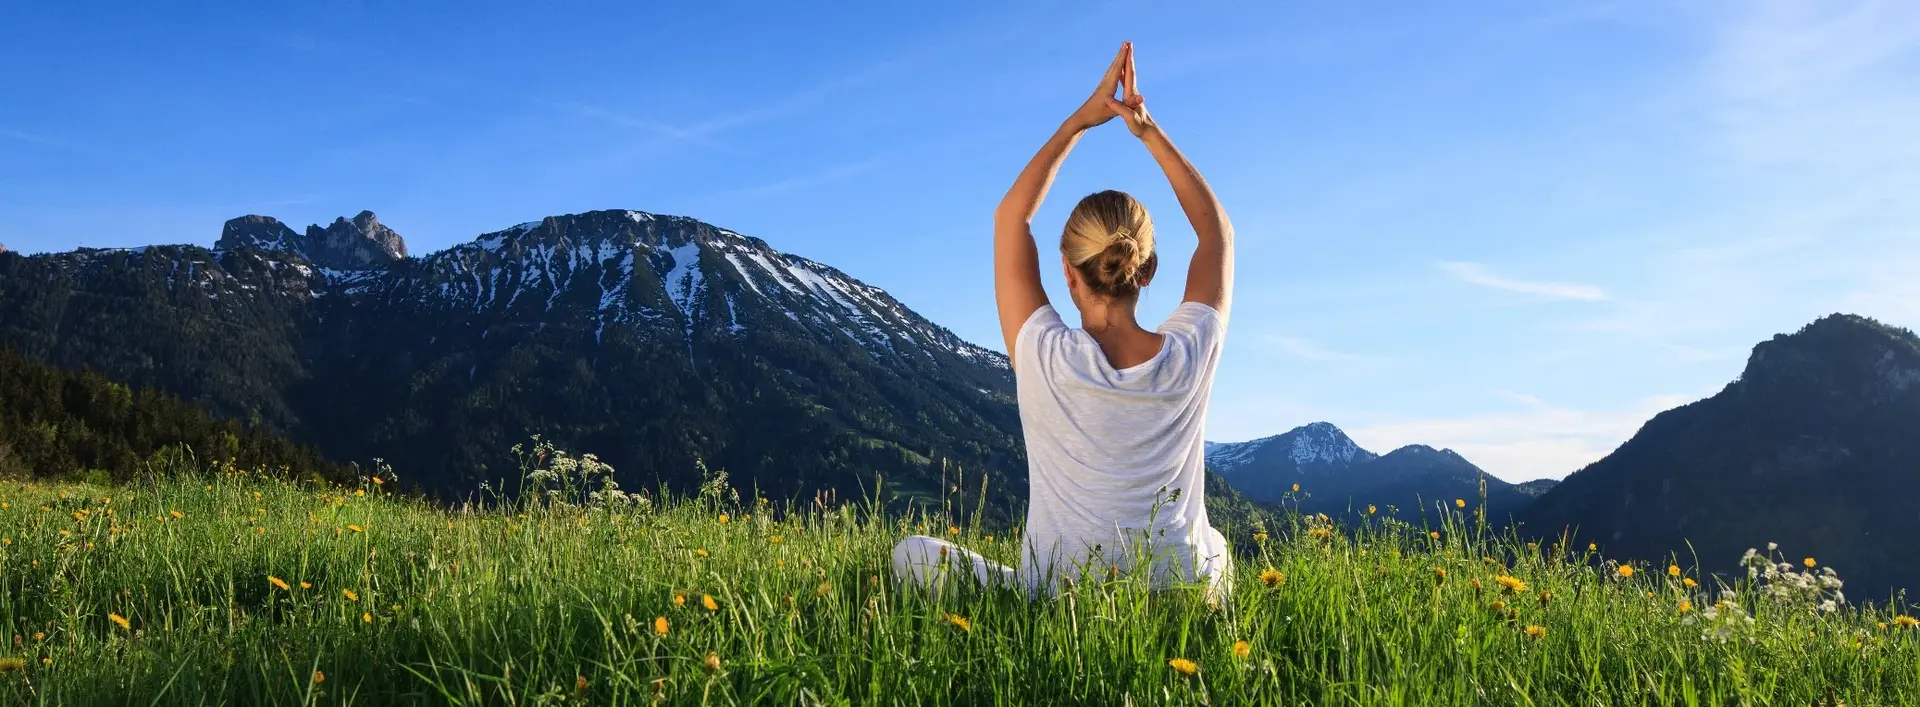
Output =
[
  {"x1": 1104, "y1": 47, "x2": 1235, "y2": 320},
  {"x1": 993, "y1": 43, "x2": 1133, "y2": 356}
]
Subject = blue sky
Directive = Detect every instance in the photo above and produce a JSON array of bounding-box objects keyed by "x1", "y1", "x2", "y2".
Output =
[{"x1": 5, "y1": 1, "x2": 1918, "y2": 482}]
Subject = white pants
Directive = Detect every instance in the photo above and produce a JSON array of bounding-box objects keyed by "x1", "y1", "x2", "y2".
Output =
[
  {"x1": 890, "y1": 535, "x2": 1017, "y2": 592},
  {"x1": 891, "y1": 533, "x2": 1234, "y2": 603}
]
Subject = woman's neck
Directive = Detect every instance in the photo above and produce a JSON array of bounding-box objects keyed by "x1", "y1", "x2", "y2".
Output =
[{"x1": 1079, "y1": 298, "x2": 1162, "y2": 368}]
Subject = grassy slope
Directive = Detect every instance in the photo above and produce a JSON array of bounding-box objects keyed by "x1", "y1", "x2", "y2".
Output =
[{"x1": 1, "y1": 466, "x2": 1917, "y2": 706}]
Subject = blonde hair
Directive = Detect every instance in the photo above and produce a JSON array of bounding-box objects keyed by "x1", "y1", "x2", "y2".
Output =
[{"x1": 1061, "y1": 190, "x2": 1157, "y2": 299}]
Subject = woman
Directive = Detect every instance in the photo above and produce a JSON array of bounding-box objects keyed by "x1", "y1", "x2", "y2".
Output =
[{"x1": 892, "y1": 42, "x2": 1236, "y2": 598}]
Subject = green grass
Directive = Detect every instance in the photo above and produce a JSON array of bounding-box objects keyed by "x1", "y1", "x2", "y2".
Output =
[{"x1": 1, "y1": 462, "x2": 1917, "y2": 706}]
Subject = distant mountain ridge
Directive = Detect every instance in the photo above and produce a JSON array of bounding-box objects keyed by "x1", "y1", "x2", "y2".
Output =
[
  {"x1": 0, "y1": 209, "x2": 1022, "y2": 508},
  {"x1": 1519, "y1": 314, "x2": 1920, "y2": 597},
  {"x1": 1206, "y1": 422, "x2": 1552, "y2": 520}
]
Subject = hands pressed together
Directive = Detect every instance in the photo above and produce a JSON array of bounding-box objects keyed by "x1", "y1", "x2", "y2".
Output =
[{"x1": 1070, "y1": 41, "x2": 1154, "y2": 138}]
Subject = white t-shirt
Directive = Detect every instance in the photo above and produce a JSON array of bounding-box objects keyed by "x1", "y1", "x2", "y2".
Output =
[{"x1": 1013, "y1": 301, "x2": 1231, "y2": 595}]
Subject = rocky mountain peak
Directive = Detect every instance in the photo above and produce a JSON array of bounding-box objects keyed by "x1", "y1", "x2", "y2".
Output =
[
  {"x1": 218, "y1": 215, "x2": 303, "y2": 253},
  {"x1": 304, "y1": 210, "x2": 407, "y2": 269},
  {"x1": 216, "y1": 211, "x2": 408, "y2": 271},
  {"x1": 1740, "y1": 313, "x2": 1920, "y2": 406}
]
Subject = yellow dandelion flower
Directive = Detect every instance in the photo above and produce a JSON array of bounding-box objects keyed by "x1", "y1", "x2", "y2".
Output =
[
  {"x1": 41, "y1": 658, "x2": 52, "y2": 665},
  {"x1": 1587, "y1": 542, "x2": 1597, "y2": 552},
  {"x1": 1434, "y1": 567, "x2": 1447, "y2": 583},
  {"x1": 703, "y1": 652, "x2": 722, "y2": 672},
  {"x1": 1430, "y1": 531, "x2": 1441, "y2": 540},
  {"x1": 1470, "y1": 579, "x2": 1483, "y2": 592},
  {"x1": 32, "y1": 632, "x2": 44, "y2": 641},
  {"x1": 1894, "y1": 616, "x2": 1918, "y2": 629},
  {"x1": 1252, "y1": 531, "x2": 1268, "y2": 543},
  {"x1": 1524, "y1": 625, "x2": 1546, "y2": 639},
  {"x1": 1668, "y1": 565, "x2": 1682, "y2": 577},
  {"x1": 108, "y1": 613, "x2": 130, "y2": 630},
  {"x1": 701, "y1": 594, "x2": 718, "y2": 612},
  {"x1": 1310, "y1": 527, "x2": 1332, "y2": 540},
  {"x1": 817, "y1": 582, "x2": 833, "y2": 597},
  {"x1": 1232, "y1": 640, "x2": 1250, "y2": 659},
  {"x1": 0, "y1": 657, "x2": 25, "y2": 673},
  {"x1": 1494, "y1": 575, "x2": 1527, "y2": 593},
  {"x1": 168, "y1": 510, "x2": 183, "y2": 519},
  {"x1": 372, "y1": 477, "x2": 383, "y2": 485},
  {"x1": 268, "y1": 576, "x2": 290, "y2": 591},
  {"x1": 1168, "y1": 658, "x2": 1198, "y2": 676},
  {"x1": 948, "y1": 526, "x2": 959, "y2": 535},
  {"x1": 362, "y1": 613, "x2": 372, "y2": 624},
  {"x1": 1803, "y1": 557, "x2": 1816, "y2": 568},
  {"x1": 694, "y1": 548, "x2": 709, "y2": 558},
  {"x1": 984, "y1": 535, "x2": 994, "y2": 542},
  {"x1": 1683, "y1": 578, "x2": 1697, "y2": 589},
  {"x1": 1617, "y1": 565, "x2": 1634, "y2": 579},
  {"x1": 1538, "y1": 591, "x2": 1552, "y2": 607},
  {"x1": 347, "y1": 525, "x2": 364, "y2": 533},
  {"x1": 1291, "y1": 483, "x2": 1300, "y2": 493},
  {"x1": 354, "y1": 489, "x2": 364, "y2": 497},
  {"x1": 673, "y1": 592, "x2": 686, "y2": 607},
  {"x1": 654, "y1": 616, "x2": 669, "y2": 635},
  {"x1": 58, "y1": 530, "x2": 70, "y2": 537},
  {"x1": 944, "y1": 613, "x2": 971, "y2": 632},
  {"x1": 1678, "y1": 601, "x2": 1693, "y2": 613},
  {"x1": 313, "y1": 670, "x2": 325, "y2": 684},
  {"x1": 577, "y1": 675, "x2": 588, "y2": 691},
  {"x1": 718, "y1": 514, "x2": 729, "y2": 524},
  {"x1": 769, "y1": 535, "x2": 783, "y2": 544},
  {"x1": 1258, "y1": 568, "x2": 1286, "y2": 588},
  {"x1": 1367, "y1": 505, "x2": 1376, "y2": 515},
  {"x1": 343, "y1": 588, "x2": 359, "y2": 601},
  {"x1": 300, "y1": 581, "x2": 311, "y2": 589},
  {"x1": 1490, "y1": 600, "x2": 1507, "y2": 611},
  {"x1": 1455, "y1": 499, "x2": 1466, "y2": 508}
]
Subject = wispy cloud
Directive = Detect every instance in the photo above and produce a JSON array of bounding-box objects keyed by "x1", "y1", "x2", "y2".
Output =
[
  {"x1": 1346, "y1": 392, "x2": 1700, "y2": 482},
  {"x1": 1261, "y1": 335, "x2": 1380, "y2": 363},
  {"x1": 1, "y1": 128, "x2": 96, "y2": 155},
  {"x1": 718, "y1": 158, "x2": 890, "y2": 200},
  {"x1": 1439, "y1": 261, "x2": 1608, "y2": 301}
]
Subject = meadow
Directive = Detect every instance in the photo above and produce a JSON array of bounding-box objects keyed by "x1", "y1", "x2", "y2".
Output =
[{"x1": 1, "y1": 443, "x2": 1916, "y2": 706}]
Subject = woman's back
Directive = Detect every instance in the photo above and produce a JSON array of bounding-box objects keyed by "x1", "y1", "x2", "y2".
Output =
[
  {"x1": 891, "y1": 41, "x2": 1234, "y2": 600},
  {"x1": 1014, "y1": 301, "x2": 1229, "y2": 592}
]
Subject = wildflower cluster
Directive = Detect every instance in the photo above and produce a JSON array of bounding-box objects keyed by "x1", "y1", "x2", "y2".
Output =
[
  {"x1": 1741, "y1": 543, "x2": 1846, "y2": 614},
  {"x1": 514, "y1": 436, "x2": 650, "y2": 510}
]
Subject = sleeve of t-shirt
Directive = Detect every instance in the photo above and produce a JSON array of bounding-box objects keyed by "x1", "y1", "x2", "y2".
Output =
[
  {"x1": 1014, "y1": 305, "x2": 1067, "y2": 376},
  {"x1": 1161, "y1": 301, "x2": 1228, "y2": 357}
]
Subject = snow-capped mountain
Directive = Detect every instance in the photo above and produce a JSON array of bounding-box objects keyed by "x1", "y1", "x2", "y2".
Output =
[
  {"x1": 0, "y1": 209, "x2": 1019, "y2": 506},
  {"x1": 1206, "y1": 422, "x2": 1551, "y2": 520},
  {"x1": 1205, "y1": 421, "x2": 1376, "y2": 479}
]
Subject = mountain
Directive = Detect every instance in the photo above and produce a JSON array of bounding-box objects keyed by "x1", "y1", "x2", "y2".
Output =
[
  {"x1": 1205, "y1": 422, "x2": 1377, "y2": 503},
  {"x1": 0, "y1": 346, "x2": 346, "y2": 484},
  {"x1": 0, "y1": 209, "x2": 1022, "y2": 509},
  {"x1": 1206, "y1": 422, "x2": 1553, "y2": 520},
  {"x1": 1518, "y1": 314, "x2": 1920, "y2": 599}
]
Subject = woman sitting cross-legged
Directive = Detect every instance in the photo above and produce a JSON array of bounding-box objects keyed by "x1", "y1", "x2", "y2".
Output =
[{"x1": 892, "y1": 41, "x2": 1236, "y2": 599}]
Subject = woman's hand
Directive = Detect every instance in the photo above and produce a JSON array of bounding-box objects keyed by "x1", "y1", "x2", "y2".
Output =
[
  {"x1": 1068, "y1": 42, "x2": 1131, "y2": 132},
  {"x1": 1103, "y1": 43, "x2": 1154, "y2": 137}
]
